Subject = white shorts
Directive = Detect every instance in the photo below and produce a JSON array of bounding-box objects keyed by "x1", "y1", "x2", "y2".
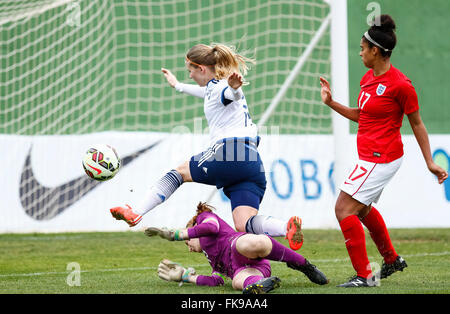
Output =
[{"x1": 339, "y1": 157, "x2": 403, "y2": 206}]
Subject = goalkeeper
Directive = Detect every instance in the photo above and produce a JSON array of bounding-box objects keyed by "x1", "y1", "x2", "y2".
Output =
[{"x1": 145, "y1": 202, "x2": 328, "y2": 294}]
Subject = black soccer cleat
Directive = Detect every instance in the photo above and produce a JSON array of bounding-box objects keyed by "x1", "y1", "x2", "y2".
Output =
[
  {"x1": 242, "y1": 276, "x2": 281, "y2": 294},
  {"x1": 286, "y1": 260, "x2": 329, "y2": 285},
  {"x1": 337, "y1": 275, "x2": 372, "y2": 288},
  {"x1": 379, "y1": 255, "x2": 408, "y2": 279}
]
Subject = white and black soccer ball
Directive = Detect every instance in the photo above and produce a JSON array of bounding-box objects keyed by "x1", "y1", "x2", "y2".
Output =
[{"x1": 82, "y1": 144, "x2": 121, "y2": 181}]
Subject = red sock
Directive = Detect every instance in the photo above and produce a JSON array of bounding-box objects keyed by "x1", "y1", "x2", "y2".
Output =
[
  {"x1": 361, "y1": 207, "x2": 398, "y2": 264},
  {"x1": 340, "y1": 215, "x2": 372, "y2": 279}
]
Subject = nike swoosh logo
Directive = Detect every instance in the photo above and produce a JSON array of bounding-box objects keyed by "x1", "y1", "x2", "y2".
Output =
[
  {"x1": 87, "y1": 163, "x2": 102, "y2": 175},
  {"x1": 19, "y1": 140, "x2": 162, "y2": 221}
]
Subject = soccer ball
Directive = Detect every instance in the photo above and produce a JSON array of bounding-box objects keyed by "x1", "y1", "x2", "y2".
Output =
[{"x1": 82, "y1": 144, "x2": 121, "y2": 181}]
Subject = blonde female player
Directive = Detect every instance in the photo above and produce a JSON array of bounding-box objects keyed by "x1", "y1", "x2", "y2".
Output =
[
  {"x1": 320, "y1": 15, "x2": 448, "y2": 287},
  {"x1": 110, "y1": 43, "x2": 303, "y2": 250},
  {"x1": 145, "y1": 202, "x2": 328, "y2": 294}
]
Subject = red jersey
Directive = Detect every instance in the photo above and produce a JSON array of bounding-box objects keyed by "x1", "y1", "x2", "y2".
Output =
[{"x1": 356, "y1": 65, "x2": 419, "y2": 163}]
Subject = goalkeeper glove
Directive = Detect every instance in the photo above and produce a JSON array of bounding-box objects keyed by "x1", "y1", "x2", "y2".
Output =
[
  {"x1": 144, "y1": 227, "x2": 184, "y2": 241},
  {"x1": 157, "y1": 259, "x2": 196, "y2": 286}
]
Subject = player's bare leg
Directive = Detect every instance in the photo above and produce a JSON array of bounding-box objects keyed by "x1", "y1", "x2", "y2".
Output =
[
  {"x1": 235, "y1": 234, "x2": 272, "y2": 258},
  {"x1": 233, "y1": 205, "x2": 258, "y2": 232},
  {"x1": 334, "y1": 191, "x2": 370, "y2": 223},
  {"x1": 175, "y1": 161, "x2": 193, "y2": 182}
]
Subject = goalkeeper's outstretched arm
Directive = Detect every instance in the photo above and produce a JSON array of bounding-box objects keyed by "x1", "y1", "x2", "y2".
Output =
[
  {"x1": 182, "y1": 271, "x2": 225, "y2": 287},
  {"x1": 195, "y1": 273, "x2": 225, "y2": 286},
  {"x1": 157, "y1": 259, "x2": 224, "y2": 287},
  {"x1": 144, "y1": 216, "x2": 220, "y2": 241}
]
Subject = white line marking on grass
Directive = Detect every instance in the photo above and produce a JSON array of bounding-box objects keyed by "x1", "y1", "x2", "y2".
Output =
[
  {"x1": 312, "y1": 251, "x2": 450, "y2": 263},
  {"x1": 1, "y1": 251, "x2": 448, "y2": 278},
  {"x1": 0, "y1": 264, "x2": 211, "y2": 278}
]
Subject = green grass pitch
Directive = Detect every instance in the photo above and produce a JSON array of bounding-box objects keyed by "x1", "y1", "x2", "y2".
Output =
[{"x1": 0, "y1": 228, "x2": 449, "y2": 294}]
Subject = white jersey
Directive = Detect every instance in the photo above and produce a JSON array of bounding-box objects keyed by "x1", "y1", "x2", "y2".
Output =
[{"x1": 175, "y1": 79, "x2": 258, "y2": 145}]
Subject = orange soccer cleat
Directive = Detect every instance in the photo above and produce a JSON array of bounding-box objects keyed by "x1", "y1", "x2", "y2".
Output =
[
  {"x1": 110, "y1": 204, "x2": 142, "y2": 227},
  {"x1": 285, "y1": 216, "x2": 304, "y2": 250}
]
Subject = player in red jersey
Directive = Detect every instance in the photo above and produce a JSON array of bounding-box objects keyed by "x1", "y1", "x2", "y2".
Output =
[{"x1": 319, "y1": 14, "x2": 448, "y2": 287}]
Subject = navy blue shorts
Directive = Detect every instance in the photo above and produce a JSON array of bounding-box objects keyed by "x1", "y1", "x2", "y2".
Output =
[{"x1": 189, "y1": 137, "x2": 267, "y2": 210}]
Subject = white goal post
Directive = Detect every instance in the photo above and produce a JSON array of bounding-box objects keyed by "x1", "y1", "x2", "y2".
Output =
[{"x1": 329, "y1": 0, "x2": 350, "y2": 187}]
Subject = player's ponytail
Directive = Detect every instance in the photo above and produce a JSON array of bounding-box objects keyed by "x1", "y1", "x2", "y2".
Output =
[
  {"x1": 211, "y1": 44, "x2": 254, "y2": 80},
  {"x1": 186, "y1": 43, "x2": 255, "y2": 80},
  {"x1": 186, "y1": 202, "x2": 215, "y2": 228},
  {"x1": 363, "y1": 14, "x2": 397, "y2": 57}
]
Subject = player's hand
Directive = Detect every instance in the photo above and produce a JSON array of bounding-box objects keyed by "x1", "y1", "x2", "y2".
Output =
[
  {"x1": 228, "y1": 72, "x2": 243, "y2": 90},
  {"x1": 319, "y1": 77, "x2": 332, "y2": 105},
  {"x1": 427, "y1": 162, "x2": 448, "y2": 184},
  {"x1": 144, "y1": 227, "x2": 186, "y2": 241},
  {"x1": 145, "y1": 227, "x2": 176, "y2": 241},
  {"x1": 161, "y1": 68, "x2": 179, "y2": 88},
  {"x1": 157, "y1": 259, "x2": 196, "y2": 283}
]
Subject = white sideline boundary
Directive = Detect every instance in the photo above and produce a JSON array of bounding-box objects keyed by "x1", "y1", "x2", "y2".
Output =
[{"x1": 1, "y1": 251, "x2": 449, "y2": 278}]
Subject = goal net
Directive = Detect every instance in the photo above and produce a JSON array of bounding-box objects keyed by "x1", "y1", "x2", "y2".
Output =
[
  {"x1": 1, "y1": 0, "x2": 336, "y2": 230},
  {"x1": 1, "y1": 0, "x2": 332, "y2": 136}
]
